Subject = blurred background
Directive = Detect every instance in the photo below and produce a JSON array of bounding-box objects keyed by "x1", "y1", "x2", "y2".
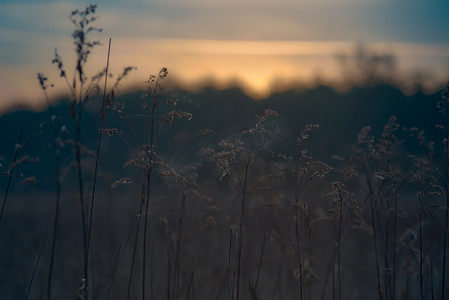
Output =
[
  {"x1": 1, "y1": 0, "x2": 448, "y2": 112},
  {"x1": 1, "y1": 1, "x2": 449, "y2": 300}
]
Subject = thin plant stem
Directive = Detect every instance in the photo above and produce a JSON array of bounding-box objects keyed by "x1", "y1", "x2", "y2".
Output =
[
  {"x1": 47, "y1": 147, "x2": 61, "y2": 300},
  {"x1": 74, "y1": 102, "x2": 88, "y2": 296},
  {"x1": 142, "y1": 164, "x2": 153, "y2": 300},
  {"x1": 104, "y1": 245, "x2": 121, "y2": 300},
  {"x1": 104, "y1": 206, "x2": 141, "y2": 300},
  {"x1": 173, "y1": 194, "x2": 186, "y2": 300},
  {"x1": 236, "y1": 214, "x2": 244, "y2": 300},
  {"x1": 228, "y1": 228, "x2": 233, "y2": 298},
  {"x1": 419, "y1": 193, "x2": 424, "y2": 300},
  {"x1": 86, "y1": 37, "x2": 112, "y2": 300},
  {"x1": 25, "y1": 229, "x2": 49, "y2": 300},
  {"x1": 186, "y1": 258, "x2": 196, "y2": 300},
  {"x1": 255, "y1": 230, "x2": 266, "y2": 290},
  {"x1": 167, "y1": 247, "x2": 171, "y2": 300},
  {"x1": 431, "y1": 258, "x2": 435, "y2": 300},
  {"x1": 337, "y1": 185, "x2": 343, "y2": 300},
  {"x1": 236, "y1": 152, "x2": 251, "y2": 300},
  {"x1": 320, "y1": 247, "x2": 338, "y2": 300},
  {"x1": 0, "y1": 128, "x2": 23, "y2": 224},
  {"x1": 142, "y1": 77, "x2": 158, "y2": 300},
  {"x1": 150, "y1": 245, "x2": 154, "y2": 300},
  {"x1": 293, "y1": 151, "x2": 303, "y2": 300},
  {"x1": 367, "y1": 173, "x2": 383, "y2": 300},
  {"x1": 127, "y1": 197, "x2": 144, "y2": 300},
  {"x1": 442, "y1": 163, "x2": 449, "y2": 300},
  {"x1": 392, "y1": 196, "x2": 398, "y2": 300},
  {"x1": 295, "y1": 205, "x2": 304, "y2": 300},
  {"x1": 232, "y1": 227, "x2": 238, "y2": 300},
  {"x1": 384, "y1": 213, "x2": 391, "y2": 300}
]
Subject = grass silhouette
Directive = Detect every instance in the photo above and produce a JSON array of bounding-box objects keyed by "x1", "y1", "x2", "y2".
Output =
[{"x1": 0, "y1": 4, "x2": 448, "y2": 300}]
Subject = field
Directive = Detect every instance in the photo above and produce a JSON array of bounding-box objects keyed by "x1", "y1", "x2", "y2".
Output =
[{"x1": 1, "y1": 5, "x2": 449, "y2": 300}]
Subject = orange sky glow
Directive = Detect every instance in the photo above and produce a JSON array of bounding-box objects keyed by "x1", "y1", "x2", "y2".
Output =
[
  {"x1": 1, "y1": 38, "x2": 446, "y2": 112},
  {"x1": 1, "y1": 1, "x2": 449, "y2": 113},
  {"x1": 2, "y1": 38, "x2": 449, "y2": 106}
]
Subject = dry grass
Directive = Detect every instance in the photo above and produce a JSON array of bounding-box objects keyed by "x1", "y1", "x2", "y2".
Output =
[{"x1": 1, "y1": 4, "x2": 449, "y2": 300}]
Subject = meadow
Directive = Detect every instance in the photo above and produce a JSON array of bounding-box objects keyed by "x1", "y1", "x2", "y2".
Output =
[{"x1": 1, "y1": 5, "x2": 448, "y2": 300}]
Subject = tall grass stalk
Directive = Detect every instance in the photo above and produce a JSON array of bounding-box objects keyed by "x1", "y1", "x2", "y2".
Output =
[
  {"x1": 141, "y1": 100, "x2": 155, "y2": 300},
  {"x1": 25, "y1": 229, "x2": 49, "y2": 300},
  {"x1": 104, "y1": 245, "x2": 121, "y2": 300},
  {"x1": 349, "y1": 119, "x2": 403, "y2": 300},
  {"x1": 367, "y1": 172, "x2": 383, "y2": 300},
  {"x1": 46, "y1": 6, "x2": 106, "y2": 298},
  {"x1": 431, "y1": 258, "x2": 435, "y2": 300},
  {"x1": 255, "y1": 230, "x2": 266, "y2": 290},
  {"x1": 436, "y1": 81, "x2": 449, "y2": 300},
  {"x1": 418, "y1": 192, "x2": 424, "y2": 300},
  {"x1": 336, "y1": 184, "x2": 343, "y2": 300},
  {"x1": 142, "y1": 68, "x2": 168, "y2": 300},
  {"x1": 228, "y1": 228, "x2": 233, "y2": 298},
  {"x1": 172, "y1": 193, "x2": 186, "y2": 300},
  {"x1": 103, "y1": 217, "x2": 138, "y2": 300},
  {"x1": 47, "y1": 144, "x2": 61, "y2": 300},
  {"x1": 293, "y1": 148, "x2": 305, "y2": 300},
  {"x1": 261, "y1": 123, "x2": 330, "y2": 299},
  {"x1": 236, "y1": 151, "x2": 251, "y2": 300},
  {"x1": 0, "y1": 128, "x2": 23, "y2": 225},
  {"x1": 37, "y1": 71, "x2": 65, "y2": 300},
  {"x1": 85, "y1": 37, "x2": 112, "y2": 298},
  {"x1": 127, "y1": 193, "x2": 144, "y2": 300},
  {"x1": 442, "y1": 144, "x2": 449, "y2": 300},
  {"x1": 392, "y1": 195, "x2": 398, "y2": 300}
]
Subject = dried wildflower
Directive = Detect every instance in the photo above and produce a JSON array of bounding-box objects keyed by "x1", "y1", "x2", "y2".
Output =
[
  {"x1": 326, "y1": 182, "x2": 367, "y2": 232},
  {"x1": 107, "y1": 66, "x2": 137, "y2": 106},
  {"x1": 110, "y1": 177, "x2": 132, "y2": 188},
  {"x1": 190, "y1": 189, "x2": 213, "y2": 202},
  {"x1": 357, "y1": 126, "x2": 373, "y2": 147},
  {"x1": 70, "y1": 5, "x2": 102, "y2": 83},
  {"x1": 51, "y1": 49, "x2": 66, "y2": 78},
  {"x1": 99, "y1": 128, "x2": 122, "y2": 137},
  {"x1": 159, "y1": 110, "x2": 192, "y2": 127},
  {"x1": 37, "y1": 73, "x2": 54, "y2": 90},
  {"x1": 298, "y1": 124, "x2": 320, "y2": 143},
  {"x1": 255, "y1": 109, "x2": 279, "y2": 131},
  {"x1": 21, "y1": 176, "x2": 37, "y2": 186}
]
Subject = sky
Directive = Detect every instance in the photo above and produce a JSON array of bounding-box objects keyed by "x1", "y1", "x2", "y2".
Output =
[{"x1": 0, "y1": 0, "x2": 449, "y2": 112}]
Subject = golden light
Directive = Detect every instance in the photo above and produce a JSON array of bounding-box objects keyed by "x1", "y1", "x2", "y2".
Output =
[{"x1": 1, "y1": 38, "x2": 449, "y2": 112}]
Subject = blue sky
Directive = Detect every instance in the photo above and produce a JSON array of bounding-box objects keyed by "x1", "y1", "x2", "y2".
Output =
[{"x1": 0, "y1": 0, "x2": 448, "y2": 111}]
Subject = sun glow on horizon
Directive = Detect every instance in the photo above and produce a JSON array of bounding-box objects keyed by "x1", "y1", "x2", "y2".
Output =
[
  {"x1": 1, "y1": 38, "x2": 449, "y2": 112},
  {"x1": 92, "y1": 38, "x2": 449, "y2": 98}
]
